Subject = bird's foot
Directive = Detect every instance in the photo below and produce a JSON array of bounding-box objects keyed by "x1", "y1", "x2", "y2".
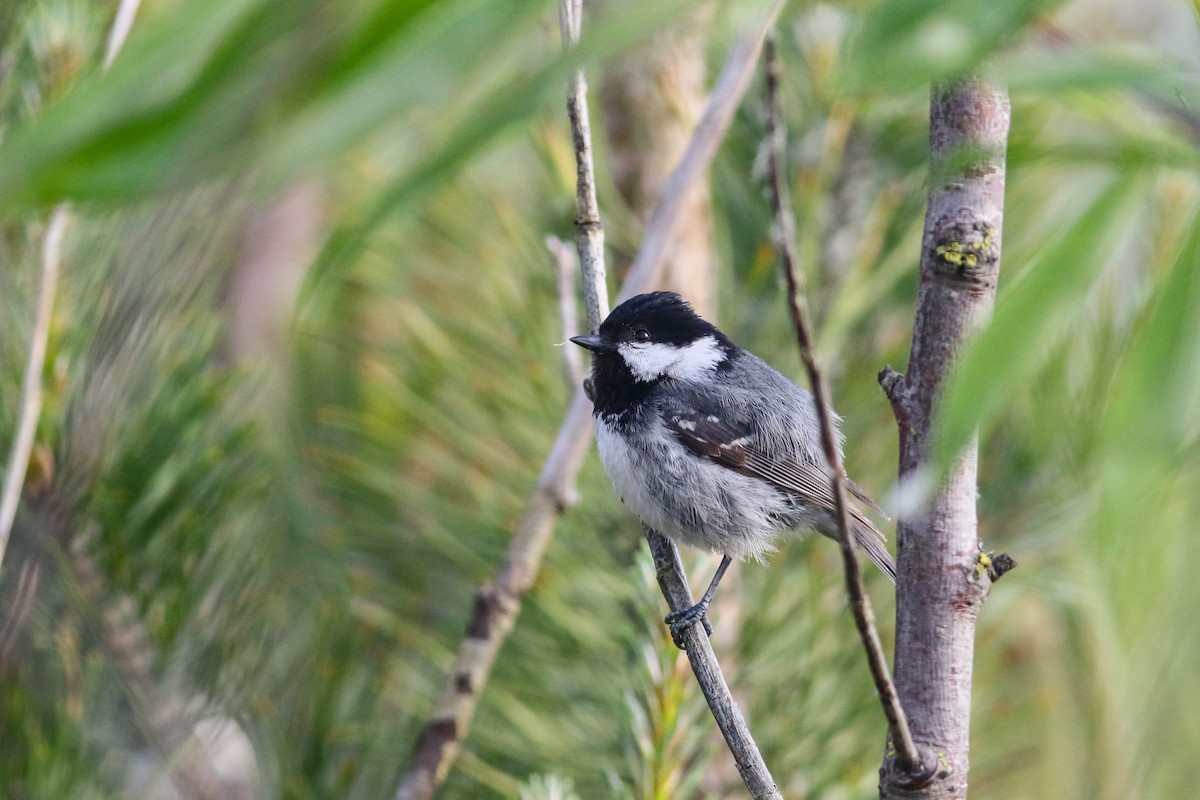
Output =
[{"x1": 665, "y1": 602, "x2": 713, "y2": 648}]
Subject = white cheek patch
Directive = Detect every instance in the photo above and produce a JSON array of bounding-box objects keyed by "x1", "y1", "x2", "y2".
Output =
[
  {"x1": 618, "y1": 341, "x2": 680, "y2": 382},
  {"x1": 618, "y1": 335, "x2": 725, "y2": 382},
  {"x1": 669, "y1": 336, "x2": 725, "y2": 380}
]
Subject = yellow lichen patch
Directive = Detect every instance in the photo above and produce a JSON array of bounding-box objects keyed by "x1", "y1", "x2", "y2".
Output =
[{"x1": 975, "y1": 550, "x2": 993, "y2": 578}]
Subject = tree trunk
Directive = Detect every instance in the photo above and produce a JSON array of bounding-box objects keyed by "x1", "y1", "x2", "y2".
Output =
[{"x1": 879, "y1": 77, "x2": 1010, "y2": 799}]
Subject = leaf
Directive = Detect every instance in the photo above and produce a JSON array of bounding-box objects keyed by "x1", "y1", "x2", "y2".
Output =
[
  {"x1": 295, "y1": 0, "x2": 688, "y2": 310},
  {"x1": 0, "y1": 0, "x2": 303, "y2": 206},
  {"x1": 1094, "y1": 200, "x2": 1200, "y2": 527},
  {"x1": 1003, "y1": 49, "x2": 1199, "y2": 96},
  {"x1": 0, "y1": 0, "x2": 450, "y2": 209},
  {"x1": 932, "y1": 176, "x2": 1142, "y2": 472},
  {"x1": 262, "y1": 0, "x2": 548, "y2": 177},
  {"x1": 840, "y1": 0, "x2": 1047, "y2": 92}
]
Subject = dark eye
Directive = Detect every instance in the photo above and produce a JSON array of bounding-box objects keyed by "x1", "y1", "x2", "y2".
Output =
[{"x1": 634, "y1": 328, "x2": 650, "y2": 342}]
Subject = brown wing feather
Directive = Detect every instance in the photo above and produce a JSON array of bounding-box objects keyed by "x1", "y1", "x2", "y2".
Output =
[{"x1": 666, "y1": 410, "x2": 895, "y2": 582}]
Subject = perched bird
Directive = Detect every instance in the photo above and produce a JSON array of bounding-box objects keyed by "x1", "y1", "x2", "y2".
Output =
[{"x1": 571, "y1": 291, "x2": 893, "y2": 637}]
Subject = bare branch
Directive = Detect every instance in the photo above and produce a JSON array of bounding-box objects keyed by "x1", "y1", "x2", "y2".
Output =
[
  {"x1": 645, "y1": 530, "x2": 782, "y2": 800},
  {"x1": 0, "y1": 206, "x2": 67, "y2": 570},
  {"x1": 394, "y1": 3, "x2": 785, "y2": 798},
  {"x1": 879, "y1": 77, "x2": 1010, "y2": 799},
  {"x1": 559, "y1": 0, "x2": 609, "y2": 331},
  {"x1": 1, "y1": 0, "x2": 145, "y2": 571},
  {"x1": 103, "y1": 0, "x2": 143, "y2": 69},
  {"x1": 546, "y1": 235, "x2": 584, "y2": 388},
  {"x1": 760, "y1": 37, "x2": 927, "y2": 778}
]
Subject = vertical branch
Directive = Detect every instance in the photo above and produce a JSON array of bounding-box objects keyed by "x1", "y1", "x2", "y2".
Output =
[
  {"x1": 877, "y1": 78, "x2": 1010, "y2": 798},
  {"x1": 761, "y1": 36, "x2": 925, "y2": 777},
  {"x1": 559, "y1": 0, "x2": 609, "y2": 332}
]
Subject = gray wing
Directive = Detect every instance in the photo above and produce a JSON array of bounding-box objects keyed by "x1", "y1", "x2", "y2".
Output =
[{"x1": 661, "y1": 396, "x2": 895, "y2": 583}]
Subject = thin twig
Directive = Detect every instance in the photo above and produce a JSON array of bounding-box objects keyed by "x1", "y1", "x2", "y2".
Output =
[
  {"x1": 646, "y1": 530, "x2": 782, "y2": 800},
  {"x1": 761, "y1": 36, "x2": 924, "y2": 773},
  {"x1": 393, "y1": 5, "x2": 784, "y2": 799},
  {"x1": 0, "y1": 206, "x2": 67, "y2": 570},
  {"x1": 545, "y1": 235, "x2": 584, "y2": 388},
  {"x1": 560, "y1": 0, "x2": 609, "y2": 331},
  {"x1": 103, "y1": 0, "x2": 143, "y2": 69},
  {"x1": 0, "y1": 0, "x2": 145, "y2": 571}
]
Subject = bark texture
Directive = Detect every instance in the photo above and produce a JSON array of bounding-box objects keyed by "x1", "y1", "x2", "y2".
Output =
[
  {"x1": 561, "y1": 0, "x2": 610, "y2": 331},
  {"x1": 879, "y1": 78, "x2": 1010, "y2": 799}
]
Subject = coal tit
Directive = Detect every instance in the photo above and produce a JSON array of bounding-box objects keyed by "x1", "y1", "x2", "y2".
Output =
[{"x1": 571, "y1": 291, "x2": 894, "y2": 636}]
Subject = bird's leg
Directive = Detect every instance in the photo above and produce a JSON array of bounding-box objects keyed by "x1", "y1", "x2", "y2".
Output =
[{"x1": 665, "y1": 554, "x2": 732, "y2": 642}]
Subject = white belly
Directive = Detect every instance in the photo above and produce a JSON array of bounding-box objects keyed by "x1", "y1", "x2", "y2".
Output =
[{"x1": 594, "y1": 416, "x2": 804, "y2": 560}]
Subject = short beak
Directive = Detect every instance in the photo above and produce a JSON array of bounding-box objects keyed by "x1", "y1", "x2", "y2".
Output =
[{"x1": 570, "y1": 334, "x2": 616, "y2": 354}]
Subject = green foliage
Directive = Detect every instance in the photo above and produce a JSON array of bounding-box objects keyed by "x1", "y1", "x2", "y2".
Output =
[
  {"x1": 934, "y1": 176, "x2": 1141, "y2": 472},
  {"x1": 2, "y1": 0, "x2": 1200, "y2": 798},
  {"x1": 841, "y1": 0, "x2": 1050, "y2": 91}
]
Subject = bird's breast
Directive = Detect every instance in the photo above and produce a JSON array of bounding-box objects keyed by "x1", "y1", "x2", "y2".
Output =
[{"x1": 593, "y1": 414, "x2": 794, "y2": 560}]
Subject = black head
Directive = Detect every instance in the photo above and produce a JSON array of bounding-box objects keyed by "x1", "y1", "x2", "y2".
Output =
[
  {"x1": 572, "y1": 292, "x2": 724, "y2": 352},
  {"x1": 601, "y1": 291, "x2": 722, "y2": 346},
  {"x1": 570, "y1": 292, "x2": 735, "y2": 417}
]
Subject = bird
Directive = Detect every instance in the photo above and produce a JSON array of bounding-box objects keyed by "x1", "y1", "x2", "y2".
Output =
[{"x1": 570, "y1": 291, "x2": 894, "y2": 638}]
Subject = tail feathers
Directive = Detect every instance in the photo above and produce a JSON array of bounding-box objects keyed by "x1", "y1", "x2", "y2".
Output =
[
  {"x1": 845, "y1": 476, "x2": 888, "y2": 518},
  {"x1": 852, "y1": 520, "x2": 896, "y2": 583},
  {"x1": 843, "y1": 476, "x2": 895, "y2": 582}
]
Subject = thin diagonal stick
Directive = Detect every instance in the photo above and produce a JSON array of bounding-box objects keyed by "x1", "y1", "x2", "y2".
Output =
[
  {"x1": 645, "y1": 531, "x2": 781, "y2": 800},
  {"x1": 0, "y1": 0, "x2": 144, "y2": 570},
  {"x1": 0, "y1": 207, "x2": 67, "y2": 568},
  {"x1": 761, "y1": 36, "x2": 923, "y2": 772},
  {"x1": 104, "y1": 0, "x2": 143, "y2": 68}
]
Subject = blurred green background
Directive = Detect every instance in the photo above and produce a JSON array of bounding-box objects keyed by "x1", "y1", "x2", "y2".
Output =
[{"x1": 2, "y1": 0, "x2": 1199, "y2": 798}]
